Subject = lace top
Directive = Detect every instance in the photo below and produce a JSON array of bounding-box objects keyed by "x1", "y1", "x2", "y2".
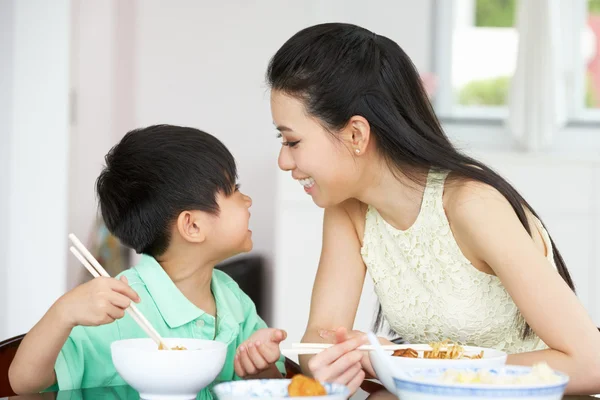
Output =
[{"x1": 360, "y1": 169, "x2": 555, "y2": 354}]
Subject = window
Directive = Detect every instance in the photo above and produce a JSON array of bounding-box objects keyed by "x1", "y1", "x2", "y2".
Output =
[
  {"x1": 578, "y1": 0, "x2": 600, "y2": 119},
  {"x1": 433, "y1": 0, "x2": 600, "y2": 124},
  {"x1": 433, "y1": 0, "x2": 518, "y2": 119}
]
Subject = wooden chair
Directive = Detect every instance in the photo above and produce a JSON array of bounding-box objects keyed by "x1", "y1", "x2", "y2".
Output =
[{"x1": 0, "y1": 333, "x2": 25, "y2": 397}]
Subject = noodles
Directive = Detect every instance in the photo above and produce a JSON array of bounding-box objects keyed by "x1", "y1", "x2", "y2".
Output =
[
  {"x1": 158, "y1": 343, "x2": 187, "y2": 350},
  {"x1": 393, "y1": 339, "x2": 484, "y2": 360}
]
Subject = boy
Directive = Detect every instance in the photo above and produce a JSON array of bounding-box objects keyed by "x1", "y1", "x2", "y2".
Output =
[{"x1": 9, "y1": 125, "x2": 287, "y2": 398}]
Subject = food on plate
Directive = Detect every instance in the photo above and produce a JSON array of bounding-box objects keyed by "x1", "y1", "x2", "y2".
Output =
[
  {"x1": 288, "y1": 374, "x2": 327, "y2": 397},
  {"x1": 392, "y1": 348, "x2": 418, "y2": 358},
  {"x1": 430, "y1": 363, "x2": 562, "y2": 385},
  {"x1": 392, "y1": 339, "x2": 484, "y2": 360},
  {"x1": 158, "y1": 343, "x2": 187, "y2": 350}
]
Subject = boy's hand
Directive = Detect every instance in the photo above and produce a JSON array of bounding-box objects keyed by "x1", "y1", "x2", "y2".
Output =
[
  {"x1": 55, "y1": 276, "x2": 140, "y2": 328},
  {"x1": 234, "y1": 328, "x2": 287, "y2": 378}
]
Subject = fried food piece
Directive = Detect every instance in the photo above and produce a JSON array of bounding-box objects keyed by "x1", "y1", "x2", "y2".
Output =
[
  {"x1": 392, "y1": 348, "x2": 418, "y2": 358},
  {"x1": 288, "y1": 374, "x2": 327, "y2": 397}
]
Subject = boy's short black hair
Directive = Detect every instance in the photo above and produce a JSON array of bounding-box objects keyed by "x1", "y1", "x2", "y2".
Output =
[{"x1": 96, "y1": 124, "x2": 237, "y2": 256}]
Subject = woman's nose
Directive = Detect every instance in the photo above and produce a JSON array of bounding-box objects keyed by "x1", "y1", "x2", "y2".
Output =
[{"x1": 278, "y1": 146, "x2": 296, "y2": 171}]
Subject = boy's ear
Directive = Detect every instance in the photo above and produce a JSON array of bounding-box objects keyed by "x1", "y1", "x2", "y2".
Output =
[{"x1": 176, "y1": 210, "x2": 208, "y2": 244}]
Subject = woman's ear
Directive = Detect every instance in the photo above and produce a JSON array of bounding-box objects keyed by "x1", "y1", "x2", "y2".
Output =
[{"x1": 340, "y1": 115, "x2": 371, "y2": 156}]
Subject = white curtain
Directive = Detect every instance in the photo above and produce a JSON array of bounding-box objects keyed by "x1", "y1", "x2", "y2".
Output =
[{"x1": 506, "y1": 0, "x2": 570, "y2": 151}]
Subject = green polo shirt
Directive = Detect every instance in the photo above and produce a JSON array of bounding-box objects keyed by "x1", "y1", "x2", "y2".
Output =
[{"x1": 50, "y1": 255, "x2": 285, "y2": 399}]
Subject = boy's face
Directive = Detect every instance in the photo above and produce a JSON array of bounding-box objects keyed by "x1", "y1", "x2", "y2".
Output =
[{"x1": 208, "y1": 186, "x2": 253, "y2": 258}]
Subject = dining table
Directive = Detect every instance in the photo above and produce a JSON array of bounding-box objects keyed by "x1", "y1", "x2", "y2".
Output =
[{"x1": 4, "y1": 385, "x2": 598, "y2": 400}]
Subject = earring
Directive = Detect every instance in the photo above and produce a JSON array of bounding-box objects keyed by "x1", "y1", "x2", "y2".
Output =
[{"x1": 355, "y1": 148, "x2": 360, "y2": 154}]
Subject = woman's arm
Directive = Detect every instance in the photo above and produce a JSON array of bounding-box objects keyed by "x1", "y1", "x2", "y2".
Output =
[
  {"x1": 299, "y1": 201, "x2": 369, "y2": 392},
  {"x1": 447, "y1": 181, "x2": 600, "y2": 395}
]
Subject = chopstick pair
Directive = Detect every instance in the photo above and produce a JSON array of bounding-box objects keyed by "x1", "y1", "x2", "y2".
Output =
[
  {"x1": 281, "y1": 342, "x2": 406, "y2": 356},
  {"x1": 68, "y1": 233, "x2": 170, "y2": 350}
]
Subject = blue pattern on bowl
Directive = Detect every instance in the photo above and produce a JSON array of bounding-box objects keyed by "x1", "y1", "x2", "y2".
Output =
[{"x1": 393, "y1": 366, "x2": 568, "y2": 398}]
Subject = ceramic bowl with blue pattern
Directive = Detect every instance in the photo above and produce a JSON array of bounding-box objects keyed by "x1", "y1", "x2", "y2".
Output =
[
  {"x1": 393, "y1": 365, "x2": 569, "y2": 400},
  {"x1": 212, "y1": 379, "x2": 350, "y2": 400}
]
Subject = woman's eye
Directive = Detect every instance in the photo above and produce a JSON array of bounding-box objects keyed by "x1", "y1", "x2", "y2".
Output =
[{"x1": 283, "y1": 141, "x2": 300, "y2": 148}]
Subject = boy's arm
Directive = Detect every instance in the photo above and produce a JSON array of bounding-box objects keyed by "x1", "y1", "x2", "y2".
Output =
[
  {"x1": 235, "y1": 328, "x2": 287, "y2": 379},
  {"x1": 9, "y1": 276, "x2": 139, "y2": 394},
  {"x1": 8, "y1": 301, "x2": 72, "y2": 394},
  {"x1": 234, "y1": 287, "x2": 286, "y2": 379}
]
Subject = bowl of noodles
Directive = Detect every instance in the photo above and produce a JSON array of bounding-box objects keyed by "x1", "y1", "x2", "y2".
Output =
[
  {"x1": 370, "y1": 339, "x2": 507, "y2": 394},
  {"x1": 111, "y1": 338, "x2": 227, "y2": 399}
]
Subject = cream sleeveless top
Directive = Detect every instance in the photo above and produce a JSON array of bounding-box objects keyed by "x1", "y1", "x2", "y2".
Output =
[{"x1": 360, "y1": 169, "x2": 556, "y2": 353}]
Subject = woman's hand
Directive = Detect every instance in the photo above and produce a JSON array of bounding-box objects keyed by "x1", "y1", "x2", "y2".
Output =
[
  {"x1": 318, "y1": 327, "x2": 395, "y2": 379},
  {"x1": 307, "y1": 328, "x2": 368, "y2": 395}
]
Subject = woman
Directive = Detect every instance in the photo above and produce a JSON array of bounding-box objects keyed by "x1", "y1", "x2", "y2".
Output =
[{"x1": 266, "y1": 23, "x2": 600, "y2": 395}]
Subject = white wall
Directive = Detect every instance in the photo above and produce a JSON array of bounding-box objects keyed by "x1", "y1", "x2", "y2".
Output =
[
  {"x1": 0, "y1": 0, "x2": 15, "y2": 340},
  {"x1": 67, "y1": 0, "x2": 137, "y2": 289},
  {"x1": 2, "y1": 0, "x2": 71, "y2": 339}
]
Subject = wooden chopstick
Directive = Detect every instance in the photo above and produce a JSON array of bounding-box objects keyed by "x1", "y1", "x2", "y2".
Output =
[
  {"x1": 282, "y1": 347, "x2": 386, "y2": 356},
  {"x1": 283, "y1": 343, "x2": 406, "y2": 355},
  {"x1": 292, "y1": 342, "x2": 406, "y2": 351},
  {"x1": 68, "y1": 234, "x2": 169, "y2": 350}
]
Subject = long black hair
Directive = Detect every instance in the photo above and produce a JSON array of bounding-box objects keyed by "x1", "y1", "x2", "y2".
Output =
[{"x1": 266, "y1": 22, "x2": 576, "y2": 339}]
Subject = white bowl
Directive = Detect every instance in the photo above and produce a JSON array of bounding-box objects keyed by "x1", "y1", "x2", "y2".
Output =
[
  {"x1": 212, "y1": 379, "x2": 350, "y2": 400},
  {"x1": 111, "y1": 338, "x2": 227, "y2": 400},
  {"x1": 393, "y1": 365, "x2": 569, "y2": 400},
  {"x1": 369, "y1": 344, "x2": 507, "y2": 394}
]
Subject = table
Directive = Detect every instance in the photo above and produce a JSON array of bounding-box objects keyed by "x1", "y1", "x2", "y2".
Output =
[{"x1": 4, "y1": 386, "x2": 598, "y2": 400}]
